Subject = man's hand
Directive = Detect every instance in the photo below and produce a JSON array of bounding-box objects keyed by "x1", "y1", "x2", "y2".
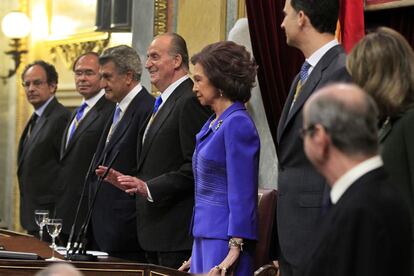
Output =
[
  {"x1": 96, "y1": 166, "x2": 125, "y2": 190},
  {"x1": 118, "y1": 175, "x2": 148, "y2": 197}
]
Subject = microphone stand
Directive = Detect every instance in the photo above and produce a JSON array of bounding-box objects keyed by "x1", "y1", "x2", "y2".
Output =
[
  {"x1": 66, "y1": 153, "x2": 96, "y2": 252},
  {"x1": 66, "y1": 151, "x2": 119, "y2": 261}
]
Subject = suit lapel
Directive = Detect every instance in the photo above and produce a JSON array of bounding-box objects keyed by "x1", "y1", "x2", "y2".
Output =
[
  {"x1": 278, "y1": 45, "x2": 343, "y2": 141},
  {"x1": 138, "y1": 79, "x2": 190, "y2": 168},
  {"x1": 18, "y1": 98, "x2": 57, "y2": 168},
  {"x1": 60, "y1": 111, "x2": 77, "y2": 158}
]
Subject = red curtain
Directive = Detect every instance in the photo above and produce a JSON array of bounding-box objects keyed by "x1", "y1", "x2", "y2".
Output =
[{"x1": 245, "y1": 0, "x2": 303, "y2": 145}]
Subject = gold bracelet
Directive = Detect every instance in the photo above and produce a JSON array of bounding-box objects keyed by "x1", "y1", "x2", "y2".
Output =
[{"x1": 228, "y1": 238, "x2": 244, "y2": 251}]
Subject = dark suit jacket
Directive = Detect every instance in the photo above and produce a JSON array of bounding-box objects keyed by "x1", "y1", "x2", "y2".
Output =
[
  {"x1": 299, "y1": 167, "x2": 412, "y2": 276},
  {"x1": 90, "y1": 87, "x2": 154, "y2": 253},
  {"x1": 55, "y1": 96, "x2": 114, "y2": 237},
  {"x1": 276, "y1": 45, "x2": 351, "y2": 265},
  {"x1": 17, "y1": 97, "x2": 70, "y2": 231},
  {"x1": 379, "y1": 108, "x2": 414, "y2": 239},
  {"x1": 136, "y1": 78, "x2": 211, "y2": 252}
]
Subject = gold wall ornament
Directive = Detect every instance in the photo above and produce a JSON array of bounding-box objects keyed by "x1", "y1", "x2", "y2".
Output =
[
  {"x1": 47, "y1": 32, "x2": 111, "y2": 70},
  {"x1": 154, "y1": 0, "x2": 168, "y2": 36}
]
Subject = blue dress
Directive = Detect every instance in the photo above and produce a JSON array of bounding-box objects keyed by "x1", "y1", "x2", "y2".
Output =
[{"x1": 190, "y1": 102, "x2": 260, "y2": 275}]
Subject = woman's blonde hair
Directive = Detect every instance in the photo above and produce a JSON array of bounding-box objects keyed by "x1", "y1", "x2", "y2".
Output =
[{"x1": 347, "y1": 27, "x2": 414, "y2": 119}]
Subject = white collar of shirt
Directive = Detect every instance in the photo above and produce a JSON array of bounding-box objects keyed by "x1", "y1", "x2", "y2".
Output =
[
  {"x1": 83, "y1": 89, "x2": 105, "y2": 110},
  {"x1": 330, "y1": 155, "x2": 383, "y2": 204},
  {"x1": 34, "y1": 96, "x2": 55, "y2": 117},
  {"x1": 158, "y1": 75, "x2": 189, "y2": 110},
  {"x1": 117, "y1": 83, "x2": 143, "y2": 116},
  {"x1": 306, "y1": 39, "x2": 339, "y2": 76}
]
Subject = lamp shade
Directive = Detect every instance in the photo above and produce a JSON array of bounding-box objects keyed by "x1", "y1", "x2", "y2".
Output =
[{"x1": 1, "y1": 11, "x2": 31, "y2": 39}]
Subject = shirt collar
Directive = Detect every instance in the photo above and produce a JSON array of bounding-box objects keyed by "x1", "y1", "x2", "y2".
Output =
[
  {"x1": 306, "y1": 40, "x2": 339, "y2": 70},
  {"x1": 159, "y1": 75, "x2": 189, "y2": 106},
  {"x1": 83, "y1": 89, "x2": 105, "y2": 108},
  {"x1": 330, "y1": 155, "x2": 383, "y2": 204},
  {"x1": 34, "y1": 96, "x2": 55, "y2": 117},
  {"x1": 118, "y1": 83, "x2": 143, "y2": 113}
]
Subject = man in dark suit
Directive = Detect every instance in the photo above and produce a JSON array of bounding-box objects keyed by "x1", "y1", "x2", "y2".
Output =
[
  {"x1": 89, "y1": 45, "x2": 154, "y2": 261},
  {"x1": 55, "y1": 52, "x2": 114, "y2": 246},
  {"x1": 276, "y1": 0, "x2": 351, "y2": 274},
  {"x1": 298, "y1": 83, "x2": 412, "y2": 276},
  {"x1": 98, "y1": 33, "x2": 211, "y2": 268},
  {"x1": 18, "y1": 60, "x2": 70, "y2": 237}
]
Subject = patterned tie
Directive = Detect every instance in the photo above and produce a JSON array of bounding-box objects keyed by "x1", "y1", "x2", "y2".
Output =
[
  {"x1": 67, "y1": 102, "x2": 88, "y2": 143},
  {"x1": 106, "y1": 105, "x2": 122, "y2": 143},
  {"x1": 152, "y1": 96, "x2": 163, "y2": 114},
  {"x1": 292, "y1": 61, "x2": 311, "y2": 105}
]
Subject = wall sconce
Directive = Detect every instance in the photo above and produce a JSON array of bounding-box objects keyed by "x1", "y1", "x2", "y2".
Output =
[{"x1": 1, "y1": 11, "x2": 31, "y2": 83}]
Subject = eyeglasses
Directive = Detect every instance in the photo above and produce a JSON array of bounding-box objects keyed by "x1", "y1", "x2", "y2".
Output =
[
  {"x1": 74, "y1": 70, "x2": 97, "y2": 78},
  {"x1": 22, "y1": 80, "x2": 47, "y2": 89},
  {"x1": 299, "y1": 124, "x2": 316, "y2": 138}
]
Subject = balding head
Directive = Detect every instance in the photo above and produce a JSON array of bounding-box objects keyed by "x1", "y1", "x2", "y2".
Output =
[
  {"x1": 303, "y1": 83, "x2": 379, "y2": 156},
  {"x1": 35, "y1": 263, "x2": 83, "y2": 276}
]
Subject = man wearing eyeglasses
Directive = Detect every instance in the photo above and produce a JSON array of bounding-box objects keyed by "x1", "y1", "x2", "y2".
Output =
[
  {"x1": 298, "y1": 83, "x2": 412, "y2": 276},
  {"x1": 54, "y1": 52, "x2": 114, "y2": 246},
  {"x1": 18, "y1": 60, "x2": 70, "y2": 238}
]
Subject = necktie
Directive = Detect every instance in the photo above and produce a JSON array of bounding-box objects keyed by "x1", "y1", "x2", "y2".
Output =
[
  {"x1": 67, "y1": 102, "x2": 88, "y2": 143},
  {"x1": 142, "y1": 96, "x2": 163, "y2": 143},
  {"x1": 320, "y1": 195, "x2": 333, "y2": 217},
  {"x1": 27, "y1": 113, "x2": 38, "y2": 138},
  {"x1": 106, "y1": 105, "x2": 122, "y2": 143},
  {"x1": 292, "y1": 61, "x2": 311, "y2": 106},
  {"x1": 153, "y1": 96, "x2": 163, "y2": 114},
  {"x1": 299, "y1": 61, "x2": 311, "y2": 84}
]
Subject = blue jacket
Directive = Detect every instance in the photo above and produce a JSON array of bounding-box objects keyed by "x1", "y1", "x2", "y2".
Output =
[{"x1": 192, "y1": 101, "x2": 259, "y2": 240}]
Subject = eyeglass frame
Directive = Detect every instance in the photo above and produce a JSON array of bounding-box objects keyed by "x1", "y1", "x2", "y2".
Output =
[
  {"x1": 74, "y1": 69, "x2": 98, "y2": 78},
  {"x1": 21, "y1": 79, "x2": 48, "y2": 89},
  {"x1": 299, "y1": 124, "x2": 316, "y2": 139}
]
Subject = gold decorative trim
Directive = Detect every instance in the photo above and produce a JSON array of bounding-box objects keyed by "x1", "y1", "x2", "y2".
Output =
[
  {"x1": 154, "y1": 0, "x2": 169, "y2": 36},
  {"x1": 150, "y1": 271, "x2": 170, "y2": 276},
  {"x1": 237, "y1": 0, "x2": 246, "y2": 19},
  {"x1": 46, "y1": 32, "x2": 111, "y2": 70}
]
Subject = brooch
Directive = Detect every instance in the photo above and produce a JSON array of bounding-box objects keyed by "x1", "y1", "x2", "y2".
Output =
[{"x1": 215, "y1": 120, "x2": 223, "y2": 130}]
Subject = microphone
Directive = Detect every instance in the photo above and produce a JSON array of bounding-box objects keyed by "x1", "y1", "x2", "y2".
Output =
[
  {"x1": 67, "y1": 150, "x2": 119, "y2": 261},
  {"x1": 66, "y1": 153, "x2": 97, "y2": 251}
]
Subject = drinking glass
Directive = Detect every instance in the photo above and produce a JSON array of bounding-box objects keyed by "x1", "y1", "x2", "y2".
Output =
[
  {"x1": 46, "y1": 218, "x2": 62, "y2": 261},
  {"x1": 34, "y1": 210, "x2": 49, "y2": 241}
]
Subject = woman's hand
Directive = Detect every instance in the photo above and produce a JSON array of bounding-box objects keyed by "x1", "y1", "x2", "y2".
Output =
[
  {"x1": 207, "y1": 246, "x2": 241, "y2": 275},
  {"x1": 178, "y1": 257, "x2": 191, "y2": 271}
]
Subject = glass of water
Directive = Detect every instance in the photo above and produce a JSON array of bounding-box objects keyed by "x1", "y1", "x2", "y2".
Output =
[
  {"x1": 46, "y1": 218, "x2": 62, "y2": 261},
  {"x1": 34, "y1": 210, "x2": 49, "y2": 241}
]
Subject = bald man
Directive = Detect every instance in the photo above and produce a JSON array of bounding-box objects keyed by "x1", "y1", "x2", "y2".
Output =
[{"x1": 299, "y1": 84, "x2": 412, "y2": 276}]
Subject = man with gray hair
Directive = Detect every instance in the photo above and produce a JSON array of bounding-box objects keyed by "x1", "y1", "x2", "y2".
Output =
[
  {"x1": 299, "y1": 83, "x2": 412, "y2": 276},
  {"x1": 89, "y1": 45, "x2": 154, "y2": 261}
]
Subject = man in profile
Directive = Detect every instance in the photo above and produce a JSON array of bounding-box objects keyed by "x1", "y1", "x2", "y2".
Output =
[
  {"x1": 276, "y1": 0, "x2": 350, "y2": 273},
  {"x1": 18, "y1": 60, "x2": 70, "y2": 237},
  {"x1": 299, "y1": 83, "x2": 412, "y2": 276},
  {"x1": 98, "y1": 33, "x2": 211, "y2": 268},
  {"x1": 55, "y1": 52, "x2": 114, "y2": 245},
  {"x1": 90, "y1": 45, "x2": 154, "y2": 261}
]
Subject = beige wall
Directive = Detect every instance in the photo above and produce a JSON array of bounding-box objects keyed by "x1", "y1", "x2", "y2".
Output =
[{"x1": 177, "y1": 0, "x2": 227, "y2": 63}]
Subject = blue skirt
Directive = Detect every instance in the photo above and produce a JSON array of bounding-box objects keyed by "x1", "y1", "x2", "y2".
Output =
[{"x1": 190, "y1": 237, "x2": 254, "y2": 275}]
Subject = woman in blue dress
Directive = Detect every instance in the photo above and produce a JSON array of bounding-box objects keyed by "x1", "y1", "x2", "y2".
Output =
[{"x1": 181, "y1": 41, "x2": 260, "y2": 275}]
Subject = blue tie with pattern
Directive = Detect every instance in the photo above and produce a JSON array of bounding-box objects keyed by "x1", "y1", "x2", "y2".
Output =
[{"x1": 67, "y1": 102, "x2": 88, "y2": 143}]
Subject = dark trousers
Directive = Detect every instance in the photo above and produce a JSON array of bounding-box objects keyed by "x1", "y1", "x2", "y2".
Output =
[
  {"x1": 279, "y1": 258, "x2": 299, "y2": 276},
  {"x1": 145, "y1": 250, "x2": 191, "y2": 269}
]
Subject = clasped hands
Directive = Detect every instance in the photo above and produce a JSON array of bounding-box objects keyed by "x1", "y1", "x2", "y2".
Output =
[{"x1": 95, "y1": 166, "x2": 148, "y2": 197}]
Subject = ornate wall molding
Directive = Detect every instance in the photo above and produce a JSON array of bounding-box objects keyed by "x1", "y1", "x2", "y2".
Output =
[
  {"x1": 154, "y1": 0, "x2": 168, "y2": 36},
  {"x1": 46, "y1": 32, "x2": 111, "y2": 70}
]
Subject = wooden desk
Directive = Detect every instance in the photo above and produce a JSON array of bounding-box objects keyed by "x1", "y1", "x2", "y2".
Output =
[{"x1": 0, "y1": 229, "x2": 191, "y2": 275}]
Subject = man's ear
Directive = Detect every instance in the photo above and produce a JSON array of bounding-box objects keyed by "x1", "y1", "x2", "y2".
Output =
[
  {"x1": 312, "y1": 124, "x2": 331, "y2": 161},
  {"x1": 297, "y1": 10, "x2": 307, "y2": 28},
  {"x1": 125, "y1": 70, "x2": 134, "y2": 85},
  {"x1": 49, "y1": 83, "x2": 57, "y2": 94},
  {"x1": 173, "y1": 54, "x2": 183, "y2": 70}
]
